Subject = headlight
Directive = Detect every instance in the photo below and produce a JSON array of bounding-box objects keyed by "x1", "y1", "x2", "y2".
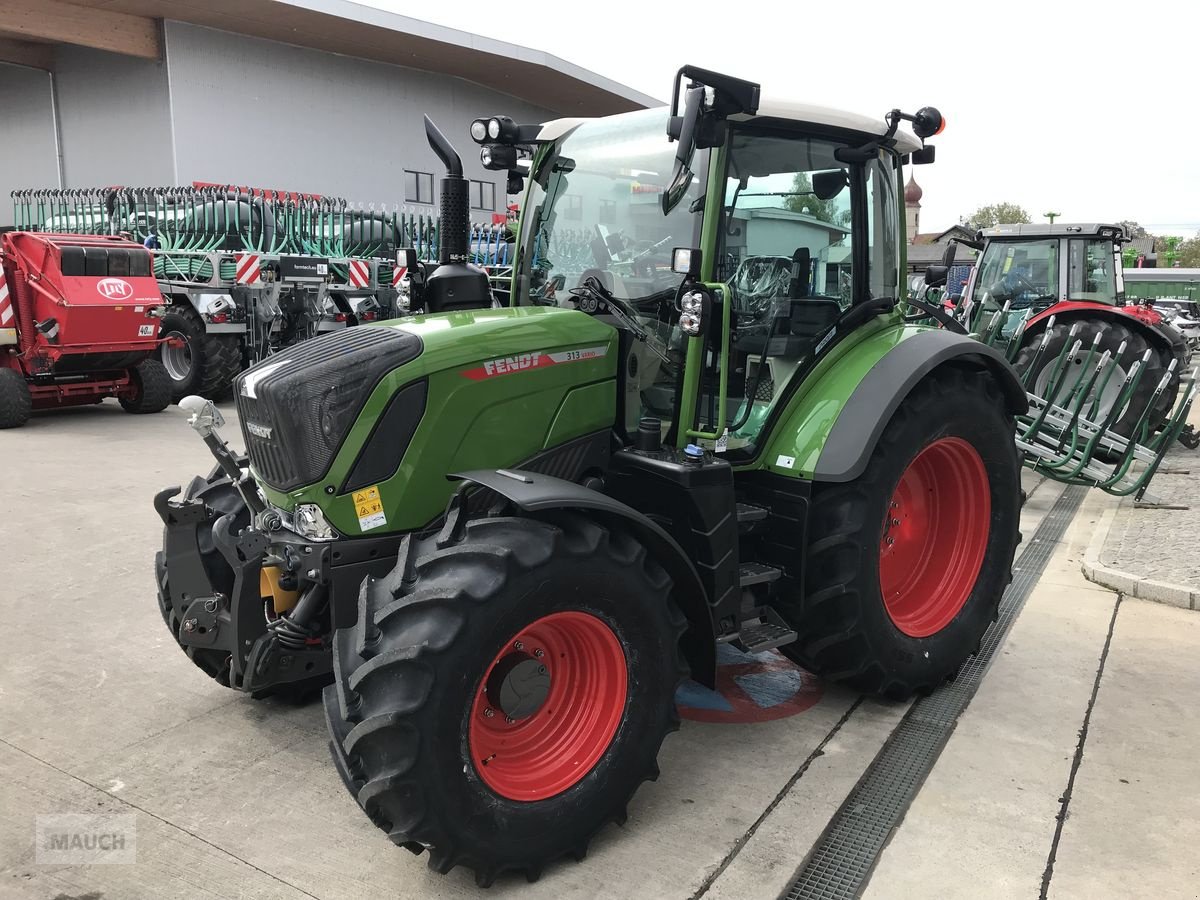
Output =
[
  {"x1": 470, "y1": 119, "x2": 488, "y2": 143},
  {"x1": 679, "y1": 312, "x2": 701, "y2": 336},
  {"x1": 681, "y1": 291, "x2": 704, "y2": 314},
  {"x1": 480, "y1": 146, "x2": 493, "y2": 168},
  {"x1": 294, "y1": 503, "x2": 338, "y2": 542},
  {"x1": 487, "y1": 117, "x2": 502, "y2": 140}
]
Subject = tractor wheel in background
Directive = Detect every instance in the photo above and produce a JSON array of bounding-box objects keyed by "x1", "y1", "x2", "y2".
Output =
[
  {"x1": 778, "y1": 366, "x2": 1021, "y2": 700},
  {"x1": 119, "y1": 359, "x2": 173, "y2": 414},
  {"x1": 0, "y1": 367, "x2": 32, "y2": 429},
  {"x1": 159, "y1": 303, "x2": 243, "y2": 401},
  {"x1": 1013, "y1": 319, "x2": 1173, "y2": 438},
  {"x1": 154, "y1": 476, "x2": 249, "y2": 685},
  {"x1": 325, "y1": 513, "x2": 686, "y2": 886}
]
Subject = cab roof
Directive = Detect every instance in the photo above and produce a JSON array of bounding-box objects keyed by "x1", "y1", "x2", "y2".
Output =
[
  {"x1": 982, "y1": 223, "x2": 1127, "y2": 240},
  {"x1": 536, "y1": 99, "x2": 924, "y2": 154}
]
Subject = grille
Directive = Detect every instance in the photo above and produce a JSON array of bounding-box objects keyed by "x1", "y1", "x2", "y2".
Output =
[{"x1": 235, "y1": 326, "x2": 422, "y2": 491}]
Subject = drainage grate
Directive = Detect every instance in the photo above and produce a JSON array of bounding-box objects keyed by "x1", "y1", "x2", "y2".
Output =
[{"x1": 783, "y1": 485, "x2": 1088, "y2": 900}]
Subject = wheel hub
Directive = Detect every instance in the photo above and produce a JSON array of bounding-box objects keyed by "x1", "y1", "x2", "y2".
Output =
[
  {"x1": 468, "y1": 611, "x2": 627, "y2": 802},
  {"x1": 879, "y1": 437, "x2": 991, "y2": 638},
  {"x1": 161, "y1": 330, "x2": 194, "y2": 381},
  {"x1": 485, "y1": 653, "x2": 551, "y2": 720}
]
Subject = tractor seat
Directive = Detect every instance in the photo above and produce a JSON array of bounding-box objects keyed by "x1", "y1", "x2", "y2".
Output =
[{"x1": 737, "y1": 297, "x2": 841, "y2": 357}]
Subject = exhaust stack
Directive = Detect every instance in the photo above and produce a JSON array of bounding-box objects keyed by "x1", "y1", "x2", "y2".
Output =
[{"x1": 420, "y1": 116, "x2": 491, "y2": 312}]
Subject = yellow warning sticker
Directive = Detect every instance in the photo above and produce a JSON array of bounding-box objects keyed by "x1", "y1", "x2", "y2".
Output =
[{"x1": 352, "y1": 485, "x2": 386, "y2": 531}]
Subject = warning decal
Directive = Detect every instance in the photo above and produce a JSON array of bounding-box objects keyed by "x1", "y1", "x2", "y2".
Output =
[
  {"x1": 353, "y1": 484, "x2": 387, "y2": 532},
  {"x1": 461, "y1": 345, "x2": 608, "y2": 381}
]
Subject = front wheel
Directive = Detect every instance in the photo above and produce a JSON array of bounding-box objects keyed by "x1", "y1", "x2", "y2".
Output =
[
  {"x1": 779, "y1": 366, "x2": 1021, "y2": 699},
  {"x1": 325, "y1": 513, "x2": 686, "y2": 886},
  {"x1": 119, "y1": 359, "x2": 172, "y2": 414},
  {"x1": 0, "y1": 367, "x2": 32, "y2": 429}
]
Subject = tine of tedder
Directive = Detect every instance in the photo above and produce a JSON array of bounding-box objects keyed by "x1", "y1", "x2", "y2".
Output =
[
  {"x1": 1087, "y1": 340, "x2": 1127, "y2": 419},
  {"x1": 981, "y1": 300, "x2": 1012, "y2": 347},
  {"x1": 1056, "y1": 349, "x2": 1112, "y2": 453},
  {"x1": 1020, "y1": 337, "x2": 1083, "y2": 442}
]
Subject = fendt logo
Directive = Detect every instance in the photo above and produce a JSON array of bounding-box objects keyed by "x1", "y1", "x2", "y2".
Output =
[{"x1": 96, "y1": 278, "x2": 134, "y2": 301}]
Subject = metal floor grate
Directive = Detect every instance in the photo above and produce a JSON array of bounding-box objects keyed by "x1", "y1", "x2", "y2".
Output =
[{"x1": 783, "y1": 485, "x2": 1088, "y2": 900}]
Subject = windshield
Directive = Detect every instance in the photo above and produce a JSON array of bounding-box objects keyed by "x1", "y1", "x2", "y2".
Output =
[
  {"x1": 516, "y1": 108, "x2": 705, "y2": 308},
  {"x1": 973, "y1": 239, "x2": 1060, "y2": 310}
]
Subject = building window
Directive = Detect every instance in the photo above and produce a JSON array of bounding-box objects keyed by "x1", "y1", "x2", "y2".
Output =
[
  {"x1": 564, "y1": 194, "x2": 583, "y2": 221},
  {"x1": 404, "y1": 170, "x2": 434, "y2": 205},
  {"x1": 598, "y1": 199, "x2": 617, "y2": 224},
  {"x1": 469, "y1": 180, "x2": 495, "y2": 211}
]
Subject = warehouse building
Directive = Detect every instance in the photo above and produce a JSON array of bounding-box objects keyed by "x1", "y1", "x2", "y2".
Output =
[{"x1": 0, "y1": 0, "x2": 655, "y2": 225}]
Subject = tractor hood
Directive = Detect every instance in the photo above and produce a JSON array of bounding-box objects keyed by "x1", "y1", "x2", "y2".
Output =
[{"x1": 238, "y1": 306, "x2": 619, "y2": 535}]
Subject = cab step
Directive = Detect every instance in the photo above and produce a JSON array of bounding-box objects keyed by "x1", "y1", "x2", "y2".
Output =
[
  {"x1": 736, "y1": 502, "x2": 769, "y2": 528},
  {"x1": 731, "y1": 606, "x2": 797, "y2": 654},
  {"x1": 738, "y1": 561, "x2": 782, "y2": 587}
]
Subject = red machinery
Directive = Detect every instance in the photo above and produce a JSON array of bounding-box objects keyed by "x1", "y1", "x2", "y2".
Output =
[{"x1": 0, "y1": 232, "x2": 172, "y2": 428}]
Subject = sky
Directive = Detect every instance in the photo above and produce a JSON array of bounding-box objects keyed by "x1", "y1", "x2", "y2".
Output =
[{"x1": 361, "y1": 0, "x2": 1199, "y2": 238}]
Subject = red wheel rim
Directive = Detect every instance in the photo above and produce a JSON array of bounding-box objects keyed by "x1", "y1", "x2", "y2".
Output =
[
  {"x1": 468, "y1": 611, "x2": 627, "y2": 802},
  {"x1": 879, "y1": 437, "x2": 990, "y2": 638}
]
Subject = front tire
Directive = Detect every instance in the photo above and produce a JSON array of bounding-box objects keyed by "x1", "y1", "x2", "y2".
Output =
[
  {"x1": 325, "y1": 513, "x2": 686, "y2": 886},
  {"x1": 119, "y1": 359, "x2": 172, "y2": 414},
  {"x1": 779, "y1": 366, "x2": 1021, "y2": 699},
  {"x1": 0, "y1": 367, "x2": 32, "y2": 429}
]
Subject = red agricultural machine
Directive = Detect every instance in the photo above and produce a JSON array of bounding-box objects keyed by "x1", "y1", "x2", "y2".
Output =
[{"x1": 0, "y1": 231, "x2": 172, "y2": 428}]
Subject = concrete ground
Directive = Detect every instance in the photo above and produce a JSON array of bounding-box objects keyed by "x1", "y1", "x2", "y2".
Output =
[{"x1": 1, "y1": 401, "x2": 1198, "y2": 899}]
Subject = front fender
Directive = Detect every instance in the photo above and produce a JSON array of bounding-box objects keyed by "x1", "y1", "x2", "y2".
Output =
[
  {"x1": 762, "y1": 325, "x2": 1026, "y2": 483},
  {"x1": 450, "y1": 468, "x2": 718, "y2": 687}
]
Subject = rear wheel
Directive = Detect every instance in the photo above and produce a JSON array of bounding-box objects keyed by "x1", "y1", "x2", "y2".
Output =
[
  {"x1": 1013, "y1": 319, "x2": 1173, "y2": 437},
  {"x1": 779, "y1": 366, "x2": 1021, "y2": 699},
  {"x1": 159, "y1": 303, "x2": 242, "y2": 401},
  {"x1": 325, "y1": 513, "x2": 686, "y2": 886},
  {"x1": 119, "y1": 359, "x2": 172, "y2": 414},
  {"x1": 0, "y1": 367, "x2": 32, "y2": 429}
]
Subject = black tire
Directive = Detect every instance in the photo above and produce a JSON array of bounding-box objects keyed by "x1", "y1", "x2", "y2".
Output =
[
  {"x1": 0, "y1": 367, "x2": 32, "y2": 429},
  {"x1": 778, "y1": 366, "x2": 1021, "y2": 700},
  {"x1": 155, "y1": 475, "x2": 249, "y2": 685},
  {"x1": 1013, "y1": 319, "x2": 1173, "y2": 437},
  {"x1": 119, "y1": 358, "x2": 173, "y2": 414},
  {"x1": 325, "y1": 513, "x2": 686, "y2": 886},
  {"x1": 158, "y1": 302, "x2": 242, "y2": 401}
]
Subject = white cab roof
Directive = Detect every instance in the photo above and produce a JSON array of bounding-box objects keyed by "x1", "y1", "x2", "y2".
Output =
[{"x1": 537, "y1": 99, "x2": 923, "y2": 153}]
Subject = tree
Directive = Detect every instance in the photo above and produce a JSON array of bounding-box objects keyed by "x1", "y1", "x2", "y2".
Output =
[
  {"x1": 963, "y1": 202, "x2": 1032, "y2": 228},
  {"x1": 1176, "y1": 234, "x2": 1200, "y2": 268},
  {"x1": 784, "y1": 173, "x2": 841, "y2": 224}
]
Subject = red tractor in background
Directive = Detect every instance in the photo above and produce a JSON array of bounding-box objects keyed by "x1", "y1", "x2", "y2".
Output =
[
  {"x1": 955, "y1": 223, "x2": 1191, "y2": 439},
  {"x1": 0, "y1": 231, "x2": 172, "y2": 428}
]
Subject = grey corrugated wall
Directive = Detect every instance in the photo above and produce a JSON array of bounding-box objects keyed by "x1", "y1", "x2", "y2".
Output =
[
  {"x1": 0, "y1": 64, "x2": 61, "y2": 226},
  {"x1": 163, "y1": 22, "x2": 556, "y2": 212},
  {"x1": 53, "y1": 45, "x2": 175, "y2": 188}
]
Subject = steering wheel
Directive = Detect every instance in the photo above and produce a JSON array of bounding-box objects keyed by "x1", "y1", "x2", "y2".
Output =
[{"x1": 987, "y1": 271, "x2": 1040, "y2": 301}]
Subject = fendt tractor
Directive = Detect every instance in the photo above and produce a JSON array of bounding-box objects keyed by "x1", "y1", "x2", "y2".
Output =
[
  {"x1": 155, "y1": 67, "x2": 1027, "y2": 884},
  {"x1": 952, "y1": 223, "x2": 1191, "y2": 439},
  {"x1": 0, "y1": 231, "x2": 171, "y2": 428}
]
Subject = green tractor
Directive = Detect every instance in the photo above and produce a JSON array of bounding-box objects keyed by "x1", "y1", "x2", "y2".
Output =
[{"x1": 156, "y1": 67, "x2": 1025, "y2": 884}]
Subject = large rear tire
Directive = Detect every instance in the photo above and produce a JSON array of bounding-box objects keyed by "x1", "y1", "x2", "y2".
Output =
[
  {"x1": 159, "y1": 302, "x2": 242, "y2": 402},
  {"x1": 119, "y1": 358, "x2": 173, "y2": 414},
  {"x1": 778, "y1": 366, "x2": 1021, "y2": 700},
  {"x1": 0, "y1": 367, "x2": 32, "y2": 429},
  {"x1": 1013, "y1": 319, "x2": 1173, "y2": 437},
  {"x1": 325, "y1": 513, "x2": 686, "y2": 886}
]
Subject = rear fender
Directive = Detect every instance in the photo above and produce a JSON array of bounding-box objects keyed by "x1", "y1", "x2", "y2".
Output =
[
  {"x1": 762, "y1": 326, "x2": 1026, "y2": 483},
  {"x1": 450, "y1": 468, "x2": 718, "y2": 687}
]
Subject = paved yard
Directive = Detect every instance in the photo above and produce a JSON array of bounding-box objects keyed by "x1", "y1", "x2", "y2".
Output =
[{"x1": 1, "y1": 401, "x2": 1197, "y2": 898}]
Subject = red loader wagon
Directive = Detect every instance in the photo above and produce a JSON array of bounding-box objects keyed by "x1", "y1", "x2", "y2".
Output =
[{"x1": 0, "y1": 231, "x2": 172, "y2": 428}]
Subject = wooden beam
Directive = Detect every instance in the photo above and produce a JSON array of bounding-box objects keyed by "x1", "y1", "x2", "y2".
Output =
[
  {"x1": 0, "y1": 36, "x2": 55, "y2": 71},
  {"x1": 0, "y1": 0, "x2": 159, "y2": 59}
]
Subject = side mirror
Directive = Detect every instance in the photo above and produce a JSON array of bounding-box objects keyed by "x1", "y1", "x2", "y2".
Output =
[
  {"x1": 940, "y1": 242, "x2": 956, "y2": 267},
  {"x1": 812, "y1": 170, "x2": 848, "y2": 201},
  {"x1": 672, "y1": 247, "x2": 703, "y2": 278},
  {"x1": 924, "y1": 264, "x2": 949, "y2": 288},
  {"x1": 912, "y1": 145, "x2": 936, "y2": 165},
  {"x1": 663, "y1": 85, "x2": 704, "y2": 215}
]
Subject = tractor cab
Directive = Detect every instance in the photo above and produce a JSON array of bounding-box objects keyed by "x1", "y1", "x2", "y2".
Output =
[
  {"x1": 962, "y1": 222, "x2": 1128, "y2": 316},
  {"x1": 503, "y1": 89, "x2": 915, "y2": 453}
]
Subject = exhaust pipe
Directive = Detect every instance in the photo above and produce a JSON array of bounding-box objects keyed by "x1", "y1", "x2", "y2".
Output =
[{"x1": 418, "y1": 115, "x2": 492, "y2": 313}]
